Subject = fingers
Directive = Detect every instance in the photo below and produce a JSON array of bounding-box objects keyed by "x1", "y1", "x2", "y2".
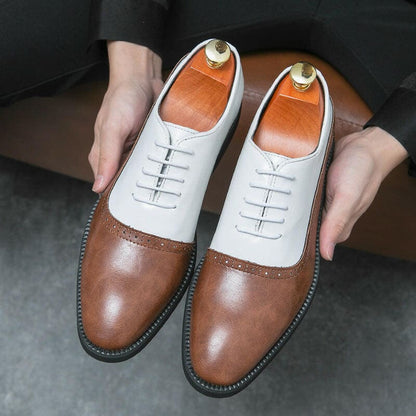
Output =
[
  {"x1": 87, "y1": 66, "x2": 163, "y2": 194},
  {"x1": 88, "y1": 84, "x2": 147, "y2": 193},
  {"x1": 320, "y1": 191, "x2": 357, "y2": 261},
  {"x1": 151, "y1": 77, "x2": 165, "y2": 100},
  {"x1": 91, "y1": 124, "x2": 125, "y2": 193}
]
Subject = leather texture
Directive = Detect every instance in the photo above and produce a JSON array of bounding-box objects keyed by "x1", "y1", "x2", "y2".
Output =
[
  {"x1": 109, "y1": 40, "x2": 244, "y2": 243},
  {"x1": 211, "y1": 68, "x2": 333, "y2": 267},
  {"x1": 81, "y1": 193, "x2": 194, "y2": 350},
  {"x1": 79, "y1": 39, "x2": 243, "y2": 358},
  {"x1": 185, "y1": 68, "x2": 334, "y2": 391}
]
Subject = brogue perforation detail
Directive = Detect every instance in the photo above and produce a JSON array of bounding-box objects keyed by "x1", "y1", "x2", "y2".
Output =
[
  {"x1": 206, "y1": 249, "x2": 311, "y2": 280},
  {"x1": 77, "y1": 198, "x2": 197, "y2": 362},
  {"x1": 96, "y1": 195, "x2": 193, "y2": 254}
]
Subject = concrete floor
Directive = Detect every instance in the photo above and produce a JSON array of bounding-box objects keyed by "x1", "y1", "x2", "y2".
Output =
[{"x1": 1, "y1": 155, "x2": 415, "y2": 416}]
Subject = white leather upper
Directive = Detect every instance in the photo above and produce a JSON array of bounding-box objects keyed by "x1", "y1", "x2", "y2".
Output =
[
  {"x1": 210, "y1": 67, "x2": 333, "y2": 267},
  {"x1": 109, "y1": 39, "x2": 244, "y2": 243}
]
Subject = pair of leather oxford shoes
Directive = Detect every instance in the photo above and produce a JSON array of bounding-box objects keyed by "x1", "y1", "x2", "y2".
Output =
[{"x1": 77, "y1": 39, "x2": 334, "y2": 397}]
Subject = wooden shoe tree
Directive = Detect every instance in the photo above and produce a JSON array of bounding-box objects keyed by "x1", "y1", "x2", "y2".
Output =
[
  {"x1": 254, "y1": 68, "x2": 324, "y2": 158},
  {"x1": 159, "y1": 46, "x2": 235, "y2": 132}
]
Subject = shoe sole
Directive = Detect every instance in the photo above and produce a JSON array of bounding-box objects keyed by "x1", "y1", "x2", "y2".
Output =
[
  {"x1": 76, "y1": 109, "x2": 241, "y2": 363},
  {"x1": 182, "y1": 130, "x2": 334, "y2": 397}
]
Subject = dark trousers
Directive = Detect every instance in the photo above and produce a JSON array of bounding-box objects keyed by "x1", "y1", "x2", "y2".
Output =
[
  {"x1": 1, "y1": 0, "x2": 415, "y2": 113},
  {"x1": 0, "y1": 1, "x2": 103, "y2": 106}
]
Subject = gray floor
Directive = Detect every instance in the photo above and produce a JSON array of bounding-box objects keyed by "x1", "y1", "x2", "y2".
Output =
[{"x1": 1, "y1": 155, "x2": 415, "y2": 416}]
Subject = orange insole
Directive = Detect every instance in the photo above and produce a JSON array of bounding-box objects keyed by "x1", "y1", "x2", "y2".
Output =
[
  {"x1": 159, "y1": 47, "x2": 236, "y2": 132},
  {"x1": 254, "y1": 73, "x2": 324, "y2": 158}
]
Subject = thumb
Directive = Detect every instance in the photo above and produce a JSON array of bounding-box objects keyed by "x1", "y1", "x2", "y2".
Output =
[
  {"x1": 92, "y1": 129, "x2": 125, "y2": 193},
  {"x1": 320, "y1": 191, "x2": 354, "y2": 261}
]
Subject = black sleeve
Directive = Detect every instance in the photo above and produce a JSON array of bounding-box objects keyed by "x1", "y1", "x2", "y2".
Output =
[
  {"x1": 364, "y1": 72, "x2": 416, "y2": 164},
  {"x1": 89, "y1": 0, "x2": 172, "y2": 57}
]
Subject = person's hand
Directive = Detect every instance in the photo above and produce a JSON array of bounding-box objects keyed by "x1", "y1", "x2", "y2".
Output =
[
  {"x1": 89, "y1": 41, "x2": 164, "y2": 193},
  {"x1": 320, "y1": 126, "x2": 408, "y2": 260}
]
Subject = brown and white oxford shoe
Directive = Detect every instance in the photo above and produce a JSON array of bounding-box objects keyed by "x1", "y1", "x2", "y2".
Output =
[
  {"x1": 183, "y1": 62, "x2": 334, "y2": 396},
  {"x1": 77, "y1": 39, "x2": 243, "y2": 362}
]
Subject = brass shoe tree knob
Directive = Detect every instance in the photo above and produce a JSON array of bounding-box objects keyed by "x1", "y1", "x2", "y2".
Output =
[
  {"x1": 205, "y1": 39, "x2": 231, "y2": 69},
  {"x1": 290, "y1": 62, "x2": 317, "y2": 91}
]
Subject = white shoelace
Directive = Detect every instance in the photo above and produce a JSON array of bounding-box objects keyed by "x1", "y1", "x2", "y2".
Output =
[
  {"x1": 132, "y1": 140, "x2": 194, "y2": 209},
  {"x1": 236, "y1": 168, "x2": 295, "y2": 239}
]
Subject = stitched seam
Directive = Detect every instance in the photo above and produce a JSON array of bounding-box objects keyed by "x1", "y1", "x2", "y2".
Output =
[
  {"x1": 207, "y1": 250, "x2": 308, "y2": 279},
  {"x1": 98, "y1": 198, "x2": 192, "y2": 254},
  {"x1": 205, "y1": 254, "x2": 307, "y2": 280},
  {"x1": 249, "y1": 139, "x2": 275, "y2": 169},
  {"x1": 165, "y1": 123, "x2": 197, "y2": 135},
  {"x1": 104, "y1": 222, "x2": 192, "y2": 254}
]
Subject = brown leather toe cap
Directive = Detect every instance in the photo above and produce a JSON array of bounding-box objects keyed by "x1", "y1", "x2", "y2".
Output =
[
  {"x1": 189, "y1": 249, "x2": 313, "y2": 386},
  {"x1": 80, "y1": 196, "x2": 194, "y2": 351}
]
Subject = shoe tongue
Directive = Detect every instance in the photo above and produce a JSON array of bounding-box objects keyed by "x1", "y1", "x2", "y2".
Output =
[
  {"x1": 263, "y1": 151, "x2": 290, "y2": 170},
  {"x1": 164, "y1": 122, "x2": 198, "y2": 145}
]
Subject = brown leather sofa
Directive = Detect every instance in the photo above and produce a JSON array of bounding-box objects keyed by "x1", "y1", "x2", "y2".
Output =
[{"x1": 0, "y1": 51, "x2": 414, "y2": 260}]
